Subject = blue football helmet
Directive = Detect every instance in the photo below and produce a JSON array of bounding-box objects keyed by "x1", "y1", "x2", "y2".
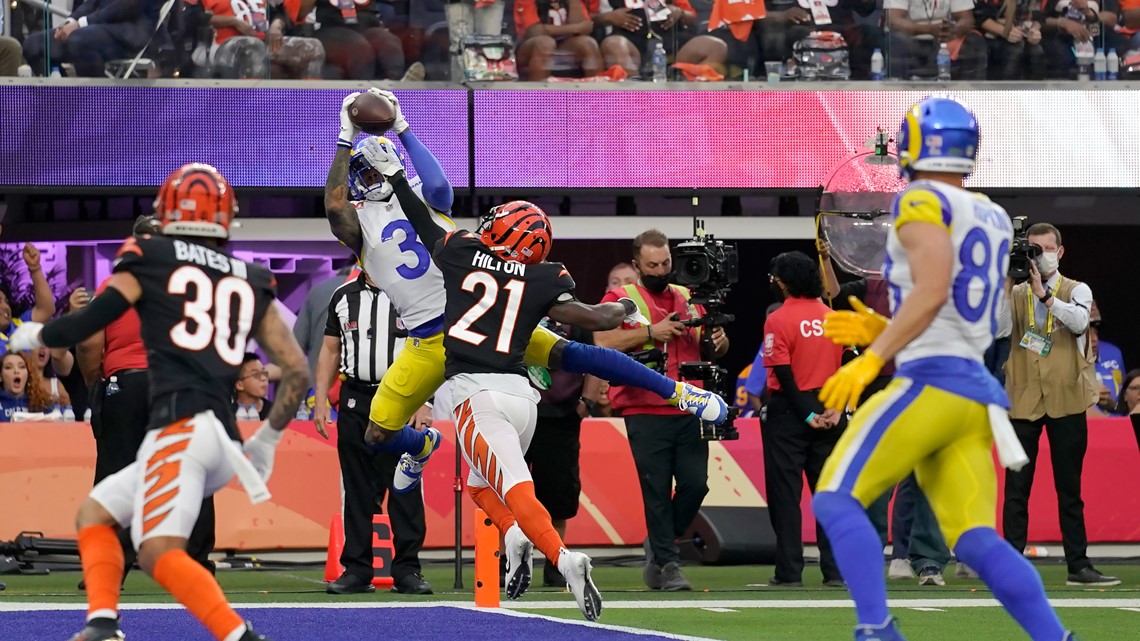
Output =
[
  {"x1": 348, "y1": 136, "x2": 403, "y2": 201},
  {"x1": 897, "y1": 97, "x2": 978, "y2": 179}
]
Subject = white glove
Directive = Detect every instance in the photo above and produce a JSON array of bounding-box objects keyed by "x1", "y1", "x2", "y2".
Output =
[
  {"x1": 618, "y1": 298, "x2": 650, "y2": 327},
  {"x1": 8, "y1": 322, "x2": 45, "y2": 352},
  {"x1": 338, "y1": 92, "x2": 362, "y2": 147},
  {"x1": 359, "y1": 137, "x2": 403, "y2": 178},
  {"x1": 243, "y1": 421, "x2": 284, "y2": 482},
  {"x1": 367, "y1": 88, "x2": 408, "y2": 134}
]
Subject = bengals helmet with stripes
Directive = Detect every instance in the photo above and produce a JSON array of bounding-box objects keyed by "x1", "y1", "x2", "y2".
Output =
[
  {"x1": 153, "y1": 163, "x2": 238, "y2": 240},
  {"x1": 478, "y1": 200, "x2": 552, "y2": 265}
]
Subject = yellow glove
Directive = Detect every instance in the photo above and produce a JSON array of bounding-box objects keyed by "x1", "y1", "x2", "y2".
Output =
[
  {"x1": 819, "y1": 350, "x2": 885, "y2": 412},
  {"x1": 823, "y1": 296, "x2": 890, "y2": 347}
]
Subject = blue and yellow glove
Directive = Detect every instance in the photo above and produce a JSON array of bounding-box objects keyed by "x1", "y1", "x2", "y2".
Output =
[
  {"x1": 823, "y1": 296, "x2": 890, "y2": 347},
  {"x1": 820, "y1": 349, "x2": 885, "y2": 412}
]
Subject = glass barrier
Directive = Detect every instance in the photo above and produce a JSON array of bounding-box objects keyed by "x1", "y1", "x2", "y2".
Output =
[{"x1": 2, "y1": 0, "x2": 1137, "y2": 81}]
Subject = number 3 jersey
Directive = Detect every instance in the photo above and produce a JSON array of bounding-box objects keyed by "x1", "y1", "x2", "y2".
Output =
[
  {"x1": 355, "y1": 178, "x2": 455, "y2": 338},
  {"x1": 884, "y1": 180, "x2": 1012, "y2": 406},
  {"x1": 113, "y1": 234, "x2": 277, "y2": 428},
  {"x1": 435, "y1": 232, "x2": 576, "y2": 380}
]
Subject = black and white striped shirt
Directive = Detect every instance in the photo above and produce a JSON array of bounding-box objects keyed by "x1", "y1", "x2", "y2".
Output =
[{"x1": 324, "y1": 273, "x2": 407, "y2": 383}]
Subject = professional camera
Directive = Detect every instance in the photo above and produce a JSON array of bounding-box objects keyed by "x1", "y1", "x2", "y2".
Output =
[
  {"x1": 674, "y1": 219, "x2": 739, "y2": 441},
  {"x1": 1008, "y1": 215, "x2": 1042, "y2": 284}
]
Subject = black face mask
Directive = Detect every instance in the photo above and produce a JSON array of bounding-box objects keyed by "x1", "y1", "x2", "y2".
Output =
[
  {"x1": 641, "y1": 273, "x2": 672, "y2": 293},
  {"x1": 769, "y1": 282, "x2": 786, "y2": 301}
]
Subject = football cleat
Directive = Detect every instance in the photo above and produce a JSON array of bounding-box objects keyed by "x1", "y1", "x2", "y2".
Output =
[
  {"x1": 238, "y1": 621, "x2": 271, "y2": 641},
  {"x1": 854, "y1": 617, "x2": 907, "y2": 641},
  {"x1": 669, "y1": 382, "x2": 729, "y2": 424},
  {"x1": 504, "y1": 523, "x2": 534, "y2": 600},
  {"x1": 67, "y1": 618, "x2": 124, "y2": 641},
  {"x1": 558, "y1": 549, "x2": 602, "y2": 622},
  {"x1": 393, "y1": 427, "x2": 441, "y2": 494}
]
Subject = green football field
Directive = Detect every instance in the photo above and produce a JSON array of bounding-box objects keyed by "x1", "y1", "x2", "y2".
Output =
[{"x1": 4, "y1": 561, "x2": 1139, "y2": 640}]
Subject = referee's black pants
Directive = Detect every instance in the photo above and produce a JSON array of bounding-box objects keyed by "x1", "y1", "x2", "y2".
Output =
[
  {"x1": 625, "y1": 413, "x2": 709, "y2": 566},
  {"x1": 89, "y1": 370, "x2": 215, "y2": 573},
  {"x1": 1002, "y1": 412, "x2": 1091, "y2": 573},
  {"x1": 762, "y1": 391, "x2": 843, "y2": 584},
  {"x1": 337, "y1": 381, "x2": 426, "y2": 583}
]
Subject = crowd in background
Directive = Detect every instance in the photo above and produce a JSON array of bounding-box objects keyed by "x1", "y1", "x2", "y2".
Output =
[{"x1": 2, "y1": 0, "x2": 1139, "y2": 80}]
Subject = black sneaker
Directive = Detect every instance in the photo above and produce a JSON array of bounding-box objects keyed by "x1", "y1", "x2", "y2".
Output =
[
  {"x1": 326, "y1": 572, "x2": 376, "y2": 594},
  {"x1": 768, "y1": 576, "x2": 803, "y2": 587},
  {"x1": 543, "y1": 559, "x2": 567, "y2": 588},
  {"x1": 1067, "y1": 567, "x2": 1121, "y2": 587},
  {"x1": 67, "y1": 617, "x2": 124, "y2": 641},
  {"x1": 643, "y1": 539, "x2": 662, "y2": 590},
  {"x1": 823, "y1": 578, "x2": 846, "y2": 588},
  {"x1": 392, "y1": 572, "x2": 434, "y2": 595},
  {"x1": 238, "y1": 622, "x2": 271, "y2": 641}
]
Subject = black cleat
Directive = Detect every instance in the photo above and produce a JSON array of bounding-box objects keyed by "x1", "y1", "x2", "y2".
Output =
[
  {"x1": 238, "y1": 621, "x2": 271, "y2": 641},
  {"x1": 67, "y1": 617, "x2": 125, "y2": 641}
]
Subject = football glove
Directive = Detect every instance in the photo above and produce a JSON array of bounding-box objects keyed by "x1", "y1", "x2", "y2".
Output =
[
  {"x1": 8, "y1": 322, "x2": 45, "y2": 352},
  {"x1": 338, "y1": 92, "x2": 362, "y2": 148},
  {"x1": 819, "y1": 349, "x2": 885, "y2": 412},
  {"x1": 823, "y1": 296, "x2": 890, "y2": 347},
  {"x1": 367, "y1": 88, "x2": 409, "y2": 134},
  {"x1": 243, "y1": 421, "x2": 284, "y2": 482}
]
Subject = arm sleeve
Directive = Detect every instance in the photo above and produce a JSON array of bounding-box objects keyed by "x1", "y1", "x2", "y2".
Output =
[
  {"x1": 41, "y1": 288, "x2": 132, "y2": 348},
  {"x1": 1052, "y1": 282, "x2": 1092, "y2": 335},
  {"x1": 391, "y1": 172, "x2": 446, "y2": 249},
  {"x1": 772, "y1": 365, "x2": 825, "y2": 422},
  {"x1": 398, "y1": 129, "x2": 453, "y2": 214}
]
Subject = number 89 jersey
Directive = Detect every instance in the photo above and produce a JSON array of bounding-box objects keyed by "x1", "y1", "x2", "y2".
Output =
[
  {"x1": 356, "y1": 178, "x2": 456, "y2": 336},
  {"x1": 884, "y1": 180, "x2": 1014, "y2": 367},
  {"x1": 113, "y1": 234, "x2": 277, "y2": 414}
]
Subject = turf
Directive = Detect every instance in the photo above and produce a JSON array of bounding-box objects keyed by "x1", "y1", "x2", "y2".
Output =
[{"x1": 3, "y1": 562, "x2": 1139, "y2": 640}]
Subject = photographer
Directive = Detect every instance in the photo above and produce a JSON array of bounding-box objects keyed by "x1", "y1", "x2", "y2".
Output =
[
  {"x1": 998, "y1": 223, "x2": 1119, "y2": 587},
  {"x1": 595, "y1": 229, "x2": 728, "y2": 592},
  {"x1": 762, "y1": 251, "x2": 844, "y2": 588}
]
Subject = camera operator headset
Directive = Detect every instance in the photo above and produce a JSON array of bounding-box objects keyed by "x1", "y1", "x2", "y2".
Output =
[{"x1": 595, "y1": 228, "x2": 728, "y2": 592}]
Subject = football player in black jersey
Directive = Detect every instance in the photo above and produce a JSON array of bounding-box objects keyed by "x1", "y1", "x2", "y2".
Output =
[{"x1": 10, "y1": 164, "x2": 309, "y2": 641}]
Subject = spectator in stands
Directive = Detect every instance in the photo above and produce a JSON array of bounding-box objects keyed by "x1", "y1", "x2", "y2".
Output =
[
  {"x1": 607, "y1": 262, "x2": 638, "y2": 291},
  {"x1": 21, "y1": 0, "x2": 167, "y2": 77},
  {"x1": 304, "y1": 0, "x2": 415, "y2": 80},
  {"x1": 592, "y1": 0, "x2": 697, "y2": 78},
  {"x1": 233, "y1": 353, "x2": 273, "y2": 420},
  {"x1": 203, "y1": 0, "x2": 324, "y2": 78},
  {"x1": 758, "y1": 0, "x2": 881, "y2": 79},
  {"x1": 975, "y1": 0, "x2": 1045, "y2": 79},
  {"x1": 444, "y1": 0, "x2": 506, "y2": 80},
  {"x1": 1114, "y1": 369, "x2": 1140, "y2": 452},
  {"x1": 515, "y1": 0, "x2": 604, "y2": 80},
  {"x1": 0, "y1": 352, "x2": 51, "y2": 421},
  {"x1": 29, "y1": 347, "x2": 72, "y2": 412},
  {"x1": 1088, "y1": 300, "x2": 1125, "y2": 416},
  {"x1": 0, "y1": 244, "x2": 56, "y2": 354},
  {"x1": 674, "y1": 0, "x2": 766, "y2": 79},
  {"x1": 884, "y1": 0, "x2": 987, "y2": 79},
  {"x1": 1121, "y1": 0, "x2": 1140, "y2": 51},
  {"x1": 0, "y1": 37, "x2": 25, "y2": 76},
  {"x1": 1041, "y1": 0, "x2": 1121, "y2": 78}
]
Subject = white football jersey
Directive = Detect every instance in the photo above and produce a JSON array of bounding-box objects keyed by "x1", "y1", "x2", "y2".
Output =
[
  {"x1": 355, "y1": 178, "x2": 455, "y2": 334},
  {"x1": 885, "y1": 180, "x2": 1014, "y2": 366}
]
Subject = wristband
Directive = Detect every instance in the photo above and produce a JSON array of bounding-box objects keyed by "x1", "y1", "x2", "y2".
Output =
[
  {"x1": 647, "y1": 325, "x2": 652, "y2": 341},
  {"x1": 1038, "y1": 293, "x2": 1053, "y2": 305},
  {"x1": 337, "y1": 138, "x2": 353, "y2": 149},
  {"x1": 805, "y1": 412, "x2": 818, "y2": 425}
]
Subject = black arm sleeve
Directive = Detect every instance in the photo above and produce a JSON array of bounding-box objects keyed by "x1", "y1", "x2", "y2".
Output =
[
  {"x1": 390, "y1": 172, "x2": 446, "y2": 249},
  {"x1": 772, "y1": 364, "x2": 825, "y2": 422},
  {"x1": 41, "y1": 288, "x2": 132, "y2": 348}
]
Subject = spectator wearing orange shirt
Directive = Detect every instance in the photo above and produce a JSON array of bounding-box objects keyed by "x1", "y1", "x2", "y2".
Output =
[
  {"x1": 592, "y1": 0, "x2": 697, "y2": 78},
  {"x1": 674, "y1": 0, "x2": 767, "y2": 79},
  {"x1": 515, "y1": 0, "x2": 605, "y2": 79},
  {"x1": 203, "y1": 0, "x2": 324, "y2": 78}
]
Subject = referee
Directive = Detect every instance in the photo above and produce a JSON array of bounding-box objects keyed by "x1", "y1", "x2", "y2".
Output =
[
  {"x1": 314, "y1": 268, "x2": 432, "y2": 596},
  {"x1": 761, "y1": 251, "x2": 844, "y2": 588}
]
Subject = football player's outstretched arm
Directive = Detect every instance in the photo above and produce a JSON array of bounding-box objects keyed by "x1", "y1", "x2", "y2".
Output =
[
  {"x1": 865, "y1": 222, "x2": 952, "y2": 362},
  {"x1": 325, "y1": 146, "x2": 363, "y2": 256},
  {"x1": 255, "y1": 304, "x2": 311, "y2": 432},
  {"x1": 398, "y1": 129, "x2": 453, "y2": 214},
  {"x1": 389, "y1": 168, "x2": 447, "y2": 249},
  {"x1": 548, "y1": 298, "x2": 639, "y2": 332}
]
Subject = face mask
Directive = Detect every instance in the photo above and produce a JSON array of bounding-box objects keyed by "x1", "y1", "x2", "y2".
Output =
[
  {"x1": 640, "y1": 273, "x2": 671, "y2": 293},
  {"x1": 1036, "y1": 251, "x2": 1059, "y2": 276},
  {"x1": 769, "y1": 282, "x2": 786, "y2": 302}
]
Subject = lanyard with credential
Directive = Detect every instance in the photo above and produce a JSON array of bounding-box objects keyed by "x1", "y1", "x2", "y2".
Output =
[{"x1": 1026, "y1": 277, "x2": 1062, "y2": 336}]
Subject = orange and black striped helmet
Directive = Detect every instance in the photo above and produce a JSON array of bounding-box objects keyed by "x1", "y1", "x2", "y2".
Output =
[
  {"x1": 152, "y1": 163, "x2": 238, "y2": 240},
  {"x1": 478, "y1": 200, "x2": 552, "y2": 265}
]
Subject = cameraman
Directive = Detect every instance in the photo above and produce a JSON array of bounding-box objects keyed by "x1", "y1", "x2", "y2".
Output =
[
  {"x1": 998, "y1": 223, "x2": 1119, "y2": 586},
  {"x1": 596, "y1": 229, "x2": 728, "y2": 592}
]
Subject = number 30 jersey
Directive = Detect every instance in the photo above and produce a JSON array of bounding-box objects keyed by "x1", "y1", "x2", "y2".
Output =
[
  {"x1": 113, "y1": 234, "x2": 277, "y2": 420},
  {"x1": 885, "y1": 180, "x2": 1014, "y2": 368},
  {"x1": 355, "y1": 178, "x2": 456, "y2": 337},
  {"x1": 435, "y1": 232, "x2": 576, "y2": 380}
]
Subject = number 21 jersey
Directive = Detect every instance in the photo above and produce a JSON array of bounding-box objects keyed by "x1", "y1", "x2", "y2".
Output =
[
  {"x1": 435, "y1": 232, "x2": 576, "y2": 379},
  {"x1": 114, "y1": 234, "x2": 277, "y2": 413}
]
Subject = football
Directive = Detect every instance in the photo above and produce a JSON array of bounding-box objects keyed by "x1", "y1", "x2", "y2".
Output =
[{"x1": 348, "y1": 92, "x2": 396, "y2": 136}]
